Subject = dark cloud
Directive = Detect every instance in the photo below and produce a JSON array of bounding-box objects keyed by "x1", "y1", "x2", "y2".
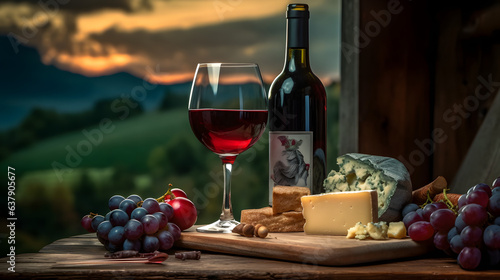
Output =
[
  {"x1": 0, "y1": 0, "x2": 339, "y2": 83},
  {"x1": 87, "y1": 5, "x2": 340, "y2": 83},
  {"x1": 1, "y1": 0, "x2": 153, "y2": 14},
  {"x1": 89, "y1": 16, "x2": 284, "y2": 75}
]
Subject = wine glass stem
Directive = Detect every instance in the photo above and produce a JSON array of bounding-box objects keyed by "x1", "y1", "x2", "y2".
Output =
[{"x1": 220, "y1": 162, "x2": 234, "y2": 221}]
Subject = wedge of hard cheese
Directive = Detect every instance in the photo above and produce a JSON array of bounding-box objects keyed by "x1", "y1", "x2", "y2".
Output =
[
  {"x1": 301, "y1": 190, "x2": 378, "y2": 235},
  {"x1": 240, "y1": 207, "x2": 304, "y2": 232},
  {"x1": 272, "y1": 186, "x2": 310, "y2": 214}
]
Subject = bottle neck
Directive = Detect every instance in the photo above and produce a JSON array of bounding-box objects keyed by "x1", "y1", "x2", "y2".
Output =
[{"x1": 284, "y1": 17, "x2": 310, "y2": 71}]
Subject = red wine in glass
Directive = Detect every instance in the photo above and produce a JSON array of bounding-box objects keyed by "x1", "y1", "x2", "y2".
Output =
[
  {"x1": 189, "y1": 109, "x2": 268, "y2": 164},
  {"x1": 188, "y1": 63, "x2": 268, "y2": 233}
]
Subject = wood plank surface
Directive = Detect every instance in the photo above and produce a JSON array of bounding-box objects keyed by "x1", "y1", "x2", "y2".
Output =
[
  {"x1": 176, "y1": 229, "x2": 433, "y2": 266},
  {"x1": 1, "y1": 233, "x2": 499, "y2": 280}
]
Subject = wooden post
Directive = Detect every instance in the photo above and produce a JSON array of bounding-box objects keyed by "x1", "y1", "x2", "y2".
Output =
[
  {"x1": 340, "y1": 0, "x2": 433, "y2": 189},
  {"x1": 339, "y1": 0, "x2": 360, "y2": 155}
]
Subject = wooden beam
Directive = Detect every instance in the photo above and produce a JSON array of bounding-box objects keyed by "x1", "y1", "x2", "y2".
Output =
[{"x1": 339, "y1": 0, "x2": 360, "y2": 155}]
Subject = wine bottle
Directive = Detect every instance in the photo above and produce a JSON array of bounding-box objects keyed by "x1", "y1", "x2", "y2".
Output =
[{"x1": 268, "y1": 3, "x2": 327, "y2": 204}]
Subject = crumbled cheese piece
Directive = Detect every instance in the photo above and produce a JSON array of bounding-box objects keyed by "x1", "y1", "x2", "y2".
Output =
[
  {"x1": 347, "y1": 221, "x2": 406, "y2": 240},
  {"x1": 387, "y1": 221, "x2": 406, "y2": 239}
]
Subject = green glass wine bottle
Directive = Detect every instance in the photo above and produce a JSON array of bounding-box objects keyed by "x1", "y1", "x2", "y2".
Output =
[{"x1": 268, "y1": 3, "x2": 327, "y2": 205}]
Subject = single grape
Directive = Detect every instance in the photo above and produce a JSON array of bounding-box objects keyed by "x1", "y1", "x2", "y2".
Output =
[
  {"x1": 408, "y1": 221, "x2": 434, "y2": 241},
  {"x1": 423, "y1": 202, "x2": 447, "y2": 221},
  {"x1": 458, "y1": 194, "x2": 467, "y2": 209},
  {"x1": 433, "y1": 231, "x2": 450, "y2": 250},
  {"x1": 119, "y1": 199, "x2": 137, "y2": 216},
  {"x1": 109, "y1": 209, "x2": 129, "y2": 227},
  {"x1": 493, "y1": 187, "x2": 500, "y2": 196},
  {"x1": 123, "y1": 239, "x2": 141, "y2": 251},
  {"x1": 106, "y1": 242, "x2": 122, "y2": 253},
  {"x1": 159, "y1": 202, "x2": 175, "y2": 220},
  {"x1": 460, "y1": 226, "x2": 483, "y2": 247},
  {"x1": 455, "y1": 214, "x2": 467, "y2": 233},
  {"x1": 141, "y1": 214, "x2": 160, "y2": 235},
  {"x1": 124, "y1": 219, "x2": 144, "y2": 240},
  {"x1": 488, "y1": 194, "x2": 500, "y2": 217},
  {"x1": 142, "y1": 198, "x2": 161, "y2": 214},
  {"x1": 142, "y1": 235, "x2": 160, "y2": 253},
  {"x1": 97, "y1": 220, "x2": 113, "y2": 240},
  {"x1": 81, "y1": 215, "x2": 94, "y2": 232},
  {"x1": 403, "y1": 211, "x2": 425, "y2": 229},
  {"x1": 430, "y1": 209, "x2": 456, "y2": 232},
  {"x1": 466, "y1": 190, "x2": 489, "y2": 208},
  {"x1": 402, "y1": 203, "x2": 419, "y2": 218},
  {"x1": 157, "y1": 230, "x2": 175, "y2": 251},
  {"x1": 108, "y1": 226, "x2": 126, "y2": 245},
  {"x1": 97, "y1": 235, "x2": 107, "y2": 245},
  {"x1": 493, "y1": 177, "x2": 500, "y2": 189},
  {"x1": 471, "y1": 183, "x2": 492, "y2": 197},
  {"x1": 131, "y1": 207, "x2": 148, "y2": 221},
  {"x1": 109, "y1": 195, "x2": 125, "y2": 211},
  {"x1": 105, "y1": 211, "x2": 112, "y2": 221},
  {"x1": 450, "y1": 235, "x2": 465, "y2": 254},
  {"x1": 461, "y1": 204, "x2": 488, "y2": 226},
  {"x1": 483, "y1": 248, "x2": 500, "y2": 266},
  {"x1": 166, "y1": 222, "x2": 181, "y2": 241},
  {"x1": 91, "y1": 215, "x2": 105, "y2": 231},
  {"x1": 152, "y1": 212, "x2": 168, "y2": 229},
  {"x1": 483, "y1": 224, "x2": 500, "y2": 249},
  {"x1": 447, "y1": 227, "x2": 458, "y2": 243},
  {"x1": 458, "y1": 247, "x2": 481, "y2": 270},
  {"x1": 127, "y1": 194, "x2": 143, "y2": 205}
]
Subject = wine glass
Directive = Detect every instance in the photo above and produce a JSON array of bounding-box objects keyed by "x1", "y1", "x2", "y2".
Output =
[{"x1": 188, "y1": 63, "x2": 268, "y2": 233}]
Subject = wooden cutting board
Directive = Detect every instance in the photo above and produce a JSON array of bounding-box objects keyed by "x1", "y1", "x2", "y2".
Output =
[{"x1": 175, "y1": 228, "x2": 434, "y2": 266}]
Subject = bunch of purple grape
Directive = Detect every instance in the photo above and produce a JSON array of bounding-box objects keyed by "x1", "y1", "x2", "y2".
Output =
[
  {"x1": 402, "y1": 177, "x2": 500, "y2": 270},
  {"x1": 81, "y1": 194, "x2": 182, "y2": 253}
]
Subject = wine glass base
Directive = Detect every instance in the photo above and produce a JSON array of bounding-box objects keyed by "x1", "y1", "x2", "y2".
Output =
[{"x1": 196, "y1": 219, "x2": 239, "y2": 233}]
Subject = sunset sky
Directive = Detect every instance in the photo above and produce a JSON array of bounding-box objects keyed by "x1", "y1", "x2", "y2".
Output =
[{"x1": 0, "y1": 0, "x2": 340, "y2": 130}]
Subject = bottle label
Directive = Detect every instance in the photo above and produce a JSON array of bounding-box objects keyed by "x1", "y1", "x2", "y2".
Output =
[{"x1": 269, "y1": 131, "x2": 313, "y2": 204}]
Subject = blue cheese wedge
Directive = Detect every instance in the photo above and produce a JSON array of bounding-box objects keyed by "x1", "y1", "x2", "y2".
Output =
[{"x1": 324, "y1": 153, "x2": 412, "y2": 222}]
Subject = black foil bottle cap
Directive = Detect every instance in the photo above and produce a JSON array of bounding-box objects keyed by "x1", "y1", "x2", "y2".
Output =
[{"x1": 287, "y1": 3, "x2": 309, "y2": 19}]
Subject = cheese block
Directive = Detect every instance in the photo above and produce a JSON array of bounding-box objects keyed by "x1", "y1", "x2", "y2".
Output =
[
  {"x1": 272, "y1": 186, "x2": 310, "y2": 214},
  {"x1": 323, "y1": 153, "x2": 412, "y2": 222},
  {"x1": 301, "y1": 190, "x2": 378, "y2": 235},
  {"x1": 240, "y1": 207, "x2": 304, "y2": 232}
]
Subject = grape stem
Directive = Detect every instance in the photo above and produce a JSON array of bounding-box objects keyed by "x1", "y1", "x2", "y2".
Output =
[
  {"x1": 156, "y1": 183, "x2": 176, "y2": 203},
  {"x1": 441, "y1": 189, "x2": 457, "y2": 214},
  {"x1": 420, "y1": 189, "x2": 457, "y2": 214},
  {"x1": 420, "y1": 190, "x2": 434, "y2": 208}
]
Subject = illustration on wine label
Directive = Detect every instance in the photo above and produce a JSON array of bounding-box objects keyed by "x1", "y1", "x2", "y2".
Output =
[{"x1": 269, "y1": 132, "x2": 313, "y2": 189}]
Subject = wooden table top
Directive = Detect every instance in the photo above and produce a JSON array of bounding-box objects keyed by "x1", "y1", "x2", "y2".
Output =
[{"x1": 0, "y1": 233, "x2": 499, "y2": 279}]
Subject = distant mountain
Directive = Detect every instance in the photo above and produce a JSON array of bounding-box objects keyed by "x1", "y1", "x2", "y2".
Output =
[{"x1": 0, "y1": 36, "x2": 192, "y2": 131}]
